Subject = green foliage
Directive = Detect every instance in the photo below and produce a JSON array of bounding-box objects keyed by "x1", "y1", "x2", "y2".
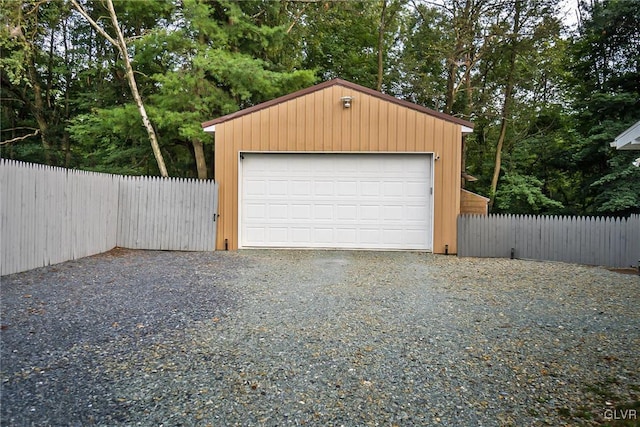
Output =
[
  {"x1": 67, "y1": 105, "x2": 160, "y2": 176},
  {"x1": 494, "y1": 173, "x2": 565, "y2": 214},
  {"x1": 394, "y1": 4, "x2": 448, "y2": 108},
  {"x1": 291, "y1": 1, "x2": 386, "y2": 88},
  {"x1": 567, "y1": 0, "x2": 640, "y2": 215},
  {"x1": 591, "y1": 151, "x2": 640, "y2": 215}
]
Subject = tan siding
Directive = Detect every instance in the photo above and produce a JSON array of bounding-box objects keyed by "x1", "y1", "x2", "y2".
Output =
[
  {"x1": 432, "y1": 118, "x2": 444, "y2": 254},
  {"x1": 349, "y1": 91, "x2": 360, "y2": 147},
  {"x1": 440, "y1": 122, "x2": 460, "y2": 253},
  {"x1": 415, "y1": 113, "x2": 426, "y2": 151},
  {"x1": 215, "y1": 125, "x2": 230, "y2": 250},
  {"x1": 388, "y1": 104, "x2": 398, "y2": 151},
  {"x1": 295, "y1": 97, "x2": 305, "y2": 151},
  {"x1": 378, "y1": 100, "x2": 389, "y2": 151},
  {"x1": 460, "y1": 189, "x2": 489, "y2": 215},
  {"x1": 406, "y1": 110, "x2": 416, "y2": 152},
  {"x1": 276, "y1": 105, "x2": 285, "y2": 151},
  {"x1": 256, "y1": 111, "x2": 267, "y2": 151},
  {"x1": 213, "y1": 84, "x2": 464, "y2": 252},
  {"x1": 369, "y1": 98, "x2": 380, "y2": 151},
  {"x1": 360, "y1": 93, "x2": 370, "y2": 151}
]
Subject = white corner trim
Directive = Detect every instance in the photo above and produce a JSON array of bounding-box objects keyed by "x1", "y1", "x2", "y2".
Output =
[{"x1": 203, "y1": 124, "x2": 216, "y2": 133}]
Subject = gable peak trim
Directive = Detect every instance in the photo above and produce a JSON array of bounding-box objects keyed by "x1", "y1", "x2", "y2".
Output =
[{"x1": 201, "y1": 78, "x2": 473, "y2": 130}]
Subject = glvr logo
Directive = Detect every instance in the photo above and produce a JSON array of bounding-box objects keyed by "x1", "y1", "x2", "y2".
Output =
[{"x1": 604, "y1": 408, "x2": 637, "y2": 420}]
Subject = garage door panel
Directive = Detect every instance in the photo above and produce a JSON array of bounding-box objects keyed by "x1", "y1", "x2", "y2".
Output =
[
  {"x1": 315, "y1": 181, "x2": 334, "y2": 195},
  {"x1": 407, "y1": 205, "x2": 428, "y2": 221},
  {"x1": 382, "y1": 182, "x2": 403, "y2": 196},
  {"x1": 268, "y1": 227, "x2": 288, "y2": 242},
  {"x1": 360, "y1": 205, "x2": 379, "y2": 220},
  {"x1": 291, "y1": 228, "x2": 311, "y2": 242},
  {"x1": 291, "y1": 180, "x2": 311, "y2": 195},
  {"x1": 338, "y1": 181, "x2": 358, "y2": 196},
  {"x1": 336, "y1": 228, "x2": 357, "y2": 243},
  {"x1": 314, "y1": 204, "x2": 334, "y2": 220},
  {"x1": 337, "y1": 205, "x2": 357, "y2": 220},
  {"x1": 268, "y1": 204, "x2": 288, "y2": 219},
  {"x1": 245, "y1": 180, "x2": 266, "y2": 195},
  {"x1": 314, "y1": 228, "x2": 334, "y2": 243},
  {"x1": 382, "y1": 205, "x2": 403, "y2": 220},
  {"x1": 241, "y1": 154, "x2": 432, "y2": 250},
  {"x1": 406, "y1": 182, "x2": 427, "y2": 197},
  {"x1": 291, "y1": 204, "x2": 311, "y2": 219},
  {"x1": 360, "y1": 228, "x2": 381, "y2": 243},
  {"x1": 361, "y1": 181, "x2": 381, "y2": 196},
  {"x1": 245, "y1": 203, "x2": 265, "y2": 219},
  {"x1": 245, "y1": 227, "x2": 265, "y2": 242},
  {"x1": 269, "y1": 180, "x2": 288, "y2": 195}
]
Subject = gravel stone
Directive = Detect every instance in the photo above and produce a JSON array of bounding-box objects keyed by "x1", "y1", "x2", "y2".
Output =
[{"x1": 1, "y1": 249, "x2": 638, "y2": 426}]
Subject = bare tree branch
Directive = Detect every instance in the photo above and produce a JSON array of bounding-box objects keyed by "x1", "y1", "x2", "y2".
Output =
[
  {"x1": 287, "y1": 3, "x2": 309, "y2": 34},
  {"x1": 1, "y1": 130, "x2": 39, "y2": 145},
  {"x1": 69, "y1": 0, "x2": 118, "y2": 47}
]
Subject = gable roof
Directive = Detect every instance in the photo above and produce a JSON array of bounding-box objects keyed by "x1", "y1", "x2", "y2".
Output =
[{"x1": 201, "y1": 78, "x2": 474, "y2": 131}]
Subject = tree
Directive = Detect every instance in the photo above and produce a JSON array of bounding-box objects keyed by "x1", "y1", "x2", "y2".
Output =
[
  {"x1": 0, "y1": 0, "x2": 73, "y2": 165},
  {"x1": 568, "y1": 0, "x2": 640, "y2": 215},
  {"x1": 70, "y1": 0, "x2": 168, "y2": 177},
  {"x1": 66, "y1": 0, "x2": 315, "y2": 178},
  {"x1": 290, "y1": 1, "x2": 401, "y2": 90},
  {"x1": 148, "y1": 0, "x2": 314, "y2": 178}
]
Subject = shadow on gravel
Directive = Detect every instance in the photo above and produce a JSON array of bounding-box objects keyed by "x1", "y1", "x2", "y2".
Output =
[{"x1": 1, "y1": 249, "x2": 239, "y2": 425}]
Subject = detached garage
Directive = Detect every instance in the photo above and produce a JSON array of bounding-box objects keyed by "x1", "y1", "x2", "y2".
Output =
[{"x1": 202, "y1": 79, "x2": 473, "y2": 253}]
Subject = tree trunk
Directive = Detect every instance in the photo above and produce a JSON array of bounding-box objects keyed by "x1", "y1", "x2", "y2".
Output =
[
  {"x1": 63, "y1": 14, "x2": 72, "y2": 168},
  {"x1": 105, "y1": 0, "x2": 168, "y2": 177},
  {"x1": 489, "y1": 1, "x2": 522, "y2": 210},
  {"x1": 192, "y1": 139, "x2": 208, "y2": 180},
  {"x1": 14, "y1": 4, "x2": 53, "y2": 165},
  {"x1": 444, "y1": 60, "x2": 457, "y2": 115},
  {"x1": 29, "y1": 57, "x2": 53, "y2": 165}
]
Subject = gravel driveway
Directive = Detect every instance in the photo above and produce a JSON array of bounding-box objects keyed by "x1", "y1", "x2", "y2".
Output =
[{"x1": 1, "y1": 249, "x2": 638, "y2": 426}]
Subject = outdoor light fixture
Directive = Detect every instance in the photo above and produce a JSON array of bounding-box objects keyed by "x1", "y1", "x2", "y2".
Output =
[{"x1": 340, "y1": 96, "x2": 354, "y2": 108}]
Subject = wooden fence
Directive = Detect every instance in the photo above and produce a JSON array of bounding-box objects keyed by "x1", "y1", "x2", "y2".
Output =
[
  {"x1": 117, "y1": 175, "x2": 218, "y2": 251},
  {"x1": 1, "y1": 159, "x2": 218, "y2": 276},
  {"x1": 457, "y1": 214, "x2": 640, "y2": 268}
]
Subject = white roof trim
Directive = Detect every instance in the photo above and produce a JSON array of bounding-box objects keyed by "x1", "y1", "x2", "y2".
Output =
[
  {"x1": 461, "y1": 125, "x2": 473, "y2": 134},
  {"x1": 611, "y1": 120, "x2": 640, "y2": 150},
  {"x1": 203, "y1": 124, "x2": 216, "y2": 133}
]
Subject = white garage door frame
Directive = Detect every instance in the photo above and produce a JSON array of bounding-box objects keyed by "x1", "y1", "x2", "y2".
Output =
[{"x1": 238, "y1": 151, "x2": 435, "y2": 251}]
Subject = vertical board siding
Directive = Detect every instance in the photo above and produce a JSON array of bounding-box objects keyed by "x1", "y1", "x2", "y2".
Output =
[
  {"x1": 1, "y1": 159, "x2": 218, "y2": 276},
  {"x1": 458, "y1": 214, "x2": 640, "y2": 268}
]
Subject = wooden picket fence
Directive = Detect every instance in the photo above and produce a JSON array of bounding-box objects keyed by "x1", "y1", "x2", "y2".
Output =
[
  {"x1": 458, "y1": 213, "x2": 640, "y2": 268},
  {"x1": 1, "y1": 159, "x2": 218, "y2": 276}
]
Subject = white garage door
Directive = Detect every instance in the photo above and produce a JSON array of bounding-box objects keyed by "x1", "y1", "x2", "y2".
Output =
[{"x1": 240, "y1": 153, "x2": 433, "y2": 250}]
